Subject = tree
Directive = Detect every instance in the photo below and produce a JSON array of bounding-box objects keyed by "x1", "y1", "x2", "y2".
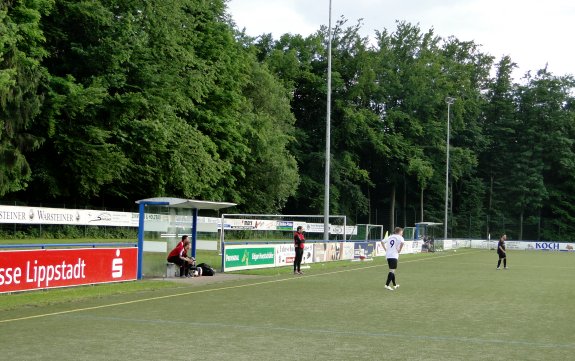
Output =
[
  {"x1": 0, "y1": 0, "x2": 52, "y2": 196},
  {"x1": 235, "y1": 58, "x2": 299, "y2": 213},
  {"x1": 479, "y1": 56, "x2": 517, "y2": 237},
  {"x1": 519, "y1": 69, "x2": 575, "y2": 240},
  {"x1": 18, "y1": 0, "x2": 298, "y2": 212},
  {"x1": 407, "y1": 157, "x2": 434, "y2": 221}
]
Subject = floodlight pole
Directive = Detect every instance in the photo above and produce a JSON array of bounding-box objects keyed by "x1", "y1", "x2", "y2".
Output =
[
  {"x1": 444, "y1": 97, "x2": 455, "y2": 239},
  {"x1": 324, "y1": 0, "x2": 332, "y2": 242}
]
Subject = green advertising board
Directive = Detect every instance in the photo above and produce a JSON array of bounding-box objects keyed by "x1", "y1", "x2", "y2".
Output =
[{"x1": 224, "y1": 246, "x2": 275, "y2": 271}]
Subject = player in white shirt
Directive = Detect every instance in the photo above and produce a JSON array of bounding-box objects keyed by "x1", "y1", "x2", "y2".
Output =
[{"x1": 381, "y1": 227, "x2": 404, "y2": 291}]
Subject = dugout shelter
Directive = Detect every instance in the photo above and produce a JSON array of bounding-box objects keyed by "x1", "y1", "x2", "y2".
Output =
[
  {"x1": 415, "y1": 222, "x2": 443, "y2": 240},
  {"x1": 135, "y1": 197, "x2": 236, "y2": 279},
  {"x1": 415, "y1": 222, "x2": 443, "y2": 252}
]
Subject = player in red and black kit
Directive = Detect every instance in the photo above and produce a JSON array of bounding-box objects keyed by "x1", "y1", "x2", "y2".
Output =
[
  {"x1": 167, "y1": 236, "x2": 194, "y2": 277},
  {"x1": 293, "y1": 226, "x2": 305, "y2": 275}
]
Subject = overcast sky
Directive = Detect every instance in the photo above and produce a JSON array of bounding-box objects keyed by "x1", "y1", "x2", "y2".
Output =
[{"x1": 227, "y1": 0, "x2": 574, "y2": 80}]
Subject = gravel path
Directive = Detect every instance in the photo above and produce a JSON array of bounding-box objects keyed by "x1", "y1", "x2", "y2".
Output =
[{"x1": 151, "y1": 273, "x2": 262, "y2": 286}]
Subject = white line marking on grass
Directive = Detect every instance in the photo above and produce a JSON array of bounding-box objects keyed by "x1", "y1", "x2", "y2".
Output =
[{"x1": 0, "y1": 251, "x2": 473, "y2": 324}]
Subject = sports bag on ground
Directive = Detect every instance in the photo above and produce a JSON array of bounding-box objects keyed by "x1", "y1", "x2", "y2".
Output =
[{"x1": 197, "y1": 263, "x2": 215, "y2": 276}]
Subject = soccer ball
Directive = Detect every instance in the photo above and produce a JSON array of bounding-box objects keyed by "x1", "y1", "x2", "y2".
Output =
[{"x1": 454, "y1": 250, "x2": 457, "y2": 253}]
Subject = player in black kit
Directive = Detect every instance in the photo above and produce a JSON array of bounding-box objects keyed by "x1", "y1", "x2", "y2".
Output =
[{"x1": 497, "y1": 234, "x2": 508, "y2": 270}]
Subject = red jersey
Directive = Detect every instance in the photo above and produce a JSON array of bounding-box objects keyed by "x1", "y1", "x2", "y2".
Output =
[
  {"x1": 168, "y1": 242, "x2": 185, "y2": 259},
  {"x1": 294, "y1": 232, "x2": 305, "y2": 249}
]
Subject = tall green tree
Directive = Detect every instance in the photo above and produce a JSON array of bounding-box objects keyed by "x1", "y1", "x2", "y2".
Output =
[
  {"x1": 258, "y1": 31, "x2": 332, "y2": 214},
  {"x1": 437, "y1": 35, "x2": 492, "y2": 237},
  {"x1": 479, "y1": 56, "x2": 517, "y2": 237},
  {"x1": 19, "y1": 0, "x2": 298, "y2": 211},
  {"x1": 517, "y1": 69, "x2": 575, "y2": 240},
  {"x1": 234, "y1": 58, "x2": 299, "y2": 213},
  {"x1": 407, "y1": 157, "x2": 434, "y2": 222},
  {"x1": 371, "y1": 22, "x2": 452, "y2": 229},
  {"x1": 370, "y1": 22, "x2": 491, "y2": 231},
  {"x1": 258, "y1": 20, "x2": 379, "y2": 221},
  {"x1": 504, "y1": 71, "x2": 551, "y2": 239},
  {"x1": 0, "y1": 0, "x2": 53, "y2": 196}
]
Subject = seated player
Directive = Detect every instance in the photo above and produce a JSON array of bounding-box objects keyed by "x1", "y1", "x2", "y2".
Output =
[{"x1": 167, "y1": 238, "x2": 195, "y2": 277}]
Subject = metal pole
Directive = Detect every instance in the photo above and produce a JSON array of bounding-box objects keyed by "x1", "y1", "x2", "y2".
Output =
[
  {"x1": 191, "y1": 207, "x2": 198, "y2": 258},
  {"x1": 137, "y1": 203, "x2": 145, "y2": 280},
  {"x1": 220, "y1": 214, "x2": 225, "y2": 272},
  {"x1": 136, "y1": 201, "x2": 169, "y2": 280},
  {"x1": 324, "y1": 0, "x2": 332, "y2": 242},
  {"x1": 444, "y1": 97, "x2": 455, "y2": 239}
]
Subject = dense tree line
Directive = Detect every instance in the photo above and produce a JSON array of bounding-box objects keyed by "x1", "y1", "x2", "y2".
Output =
[
  {"x1": 2, "y1": 1, "x2": 574, "y2": 240},
  {"x1": 1, "y1": 0, "x2": 298, "y2": 214}
]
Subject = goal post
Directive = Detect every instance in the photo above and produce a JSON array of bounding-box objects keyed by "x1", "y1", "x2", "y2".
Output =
[
  {"x1": 219, "y1": 214, "x2": 348, "y2": 247},
  {"x1": 355, "y1": 224, "x2": 384, "y2": 241},
  {"x1": 218, "y1": 214, "x2": 352, "y2": 270}
]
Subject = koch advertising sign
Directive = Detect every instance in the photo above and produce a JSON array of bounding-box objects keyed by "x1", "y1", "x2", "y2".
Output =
[{"x1": 0, "y1": 248, "x2": 137, "y2": 293}]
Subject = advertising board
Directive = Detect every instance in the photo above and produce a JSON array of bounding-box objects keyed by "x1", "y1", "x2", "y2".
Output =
[{"x1": 0, "y1": 248, "x2": 137, "y2": 293}]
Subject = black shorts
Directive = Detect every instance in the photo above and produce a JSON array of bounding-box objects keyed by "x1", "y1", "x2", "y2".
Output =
[
  {"x1": 387, "y1": 258, "x2": 398, "y2": 270},
  {"x1": 498, "y1": 252, "x2": 506, "y2": 259},
  {"x1": 167, "y1": 255, "x2": 185, "y2": 267}
]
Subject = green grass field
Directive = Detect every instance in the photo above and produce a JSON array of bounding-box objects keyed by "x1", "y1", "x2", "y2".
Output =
[{"x1": 1, "y1": 249, "x2": 574, "y2": 360}]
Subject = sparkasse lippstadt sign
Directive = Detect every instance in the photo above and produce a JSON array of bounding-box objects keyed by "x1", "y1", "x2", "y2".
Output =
[{"x1": 0, "y1": 248, "x2": 138, "y2": 293}]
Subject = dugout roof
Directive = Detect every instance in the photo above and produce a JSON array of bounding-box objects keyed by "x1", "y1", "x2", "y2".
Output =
[
  {"x1": 136, "y1": 197, "x2": 236, "y2": 210},
  {"x1": 415, "y1": 222, "x2": 443, "y2": 226}
]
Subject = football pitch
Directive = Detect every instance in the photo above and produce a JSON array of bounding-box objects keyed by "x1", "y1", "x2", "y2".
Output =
[{"x1": 1, "y1": 249, "x2": 573, "y2": 360}]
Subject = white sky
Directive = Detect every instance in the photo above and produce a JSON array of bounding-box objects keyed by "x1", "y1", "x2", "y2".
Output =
[{"x1": 227, "y1": 0, "x2": 574, "y2": 80}]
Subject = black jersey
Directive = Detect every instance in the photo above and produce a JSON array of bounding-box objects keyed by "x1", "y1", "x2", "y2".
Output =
[{"x1": 498, "y1": 240, "x2": 506, "y2": 254}]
